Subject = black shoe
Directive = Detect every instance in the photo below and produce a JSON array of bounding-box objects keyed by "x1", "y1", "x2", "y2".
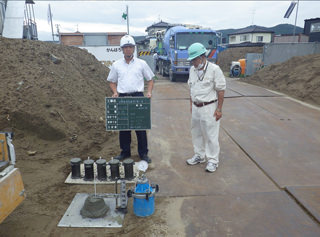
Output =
[
  {"x1": 141, "y1": 154, "x2": 152, "y2": 163},
  {"x1": 114, "y1": 154, "x2": 130, "y2": 161}
]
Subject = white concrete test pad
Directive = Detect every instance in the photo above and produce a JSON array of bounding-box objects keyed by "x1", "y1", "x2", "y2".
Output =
[{"x1": 58, "y1": 193, "x2": 125, "y2": 228}]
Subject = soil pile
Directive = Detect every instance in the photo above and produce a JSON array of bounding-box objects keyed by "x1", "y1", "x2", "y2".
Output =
[
  {"x1": 0, "y1": 37, "x2": 114, "y2": 159},
  {"x1": 0, "y1": 37, "x2": 126, "y2": 236},
  {"x1": 0, "y1": 38, "x2": 166, "y2": 237},
  {"x1": 217, "y1": 46, "x2": 263, "y2": 72},
  {"x1": 243, "y1": 53, "x2": 320, "y2": 106}
]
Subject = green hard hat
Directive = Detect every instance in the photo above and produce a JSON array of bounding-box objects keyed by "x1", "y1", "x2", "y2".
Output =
[{"x1": 187, "y1": 43, "x2": 207, "y2": 61}]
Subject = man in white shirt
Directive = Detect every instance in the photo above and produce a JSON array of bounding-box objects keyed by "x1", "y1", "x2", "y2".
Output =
[
  {"x1": 107, "y1": 35, "x2": 154, "y2": 163},
  {"x1": 186, "y1": 42, "x2": 226, "y2": 172}
]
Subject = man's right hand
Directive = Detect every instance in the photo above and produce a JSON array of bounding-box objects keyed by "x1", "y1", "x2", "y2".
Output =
[{"x1": 112, "y1": 92, "x2": 119, "y2": 97}]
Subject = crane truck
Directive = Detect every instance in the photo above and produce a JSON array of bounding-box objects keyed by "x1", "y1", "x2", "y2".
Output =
[{"x1": 156, "y1": 26, "x2": 219, "y2": 81}]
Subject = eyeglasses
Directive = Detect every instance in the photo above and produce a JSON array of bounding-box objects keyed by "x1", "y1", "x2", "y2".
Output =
[{"x1": 191, "y1": 57, "x2": 200, "y2": 64}]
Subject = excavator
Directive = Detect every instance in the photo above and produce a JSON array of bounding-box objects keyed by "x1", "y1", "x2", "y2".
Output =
[{"x1": 0, "y1": 132, "x2": 26, "y2": 223}]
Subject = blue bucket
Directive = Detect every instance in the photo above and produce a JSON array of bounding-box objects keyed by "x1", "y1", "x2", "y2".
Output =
[{"x1": 133, "y1": 182, "x2": 154, "y2": 217}]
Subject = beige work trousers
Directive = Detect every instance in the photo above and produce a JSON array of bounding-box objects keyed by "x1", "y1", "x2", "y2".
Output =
[{"x1": 191, "y1": 102, "x2": 220, "y2": 164}]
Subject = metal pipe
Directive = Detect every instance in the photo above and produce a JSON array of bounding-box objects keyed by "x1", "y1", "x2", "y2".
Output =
[
  {"x1": 115, "y1": 179, "x2": 118, "y2": 208},
  {"x1": 31, "y1": 4, "x2": 35, "y2": 23},
  {"x1": 25, "y1": 5, "x2": 29, "y2": 27},
  {"x1": 23, "y1": 7, "x2": 27, "y2": 26},
  {"x1": 94, "y1": 171, "x2": 97, "y2": 197},
  {"x1": 48, "y1": 4, "x2": 54, "y2": 41},
  {"x1": 293, "y1": 0, "x2": 299, "y2": 37},
  {"x1": 126, "y1": 5, "x2": 129, "y2": 34},
  {"x1": 95, "y1": 193, "x2": 119, "y2": 198}
]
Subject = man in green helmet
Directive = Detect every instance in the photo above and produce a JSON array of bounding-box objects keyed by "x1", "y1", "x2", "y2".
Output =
[{"x1": 186, "y1": 42, "x2": 226, "y2": 173}]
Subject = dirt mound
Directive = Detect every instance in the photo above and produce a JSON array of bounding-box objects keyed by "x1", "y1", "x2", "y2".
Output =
[
  {"x1": 217, "y1": 46, "x2": 263, "y2": 72},
  {"x1": 0, "y1": 37, "x2": 115, "y2": 159},
  {"x1": 242, "y1": 53, "x2": 320, "y2": 106},
  {"x1": 0, "y1": 37, "x2": 167, "y2": 237}
]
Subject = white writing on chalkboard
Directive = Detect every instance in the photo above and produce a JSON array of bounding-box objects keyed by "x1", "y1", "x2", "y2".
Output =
[{"x1": 105, "y1": 97, "x2": 151, "y2": 131}]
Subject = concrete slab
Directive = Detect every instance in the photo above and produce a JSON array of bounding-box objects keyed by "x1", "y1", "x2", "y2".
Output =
[
  {"x1": 146, "y1": 77, "x2": 320, "y2": 235},
  {"x1": 227, "y1": 79, "x2": 279, "y2": 97},
  {"x1": 153, "y1": 78, "x2": 243, "y2": 100},
  {"x1": 180, "y1": 192, "x2": 320, "y2": 236},
  {"x1": 246, "y1": 96, "x2": 320, "y2": 140},
  {"x1": 286, "y1": 186, "x2": 320, "y2": 223},
  {"x1": 149, "y1": 98, "x2": 278, "y2": 197},
  {"x1": 225, "y1": 88, "x2": 243, "y2": 98},
  {"x1": 222, "y1": 97, "x2": 320, "y2": 187},
  {"x1": 152, "y1": 80, "x2": 189, "y2": 100}
]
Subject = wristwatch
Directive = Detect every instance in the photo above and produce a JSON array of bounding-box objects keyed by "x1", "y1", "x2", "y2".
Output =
[{"x1": 216, "y1": 108, "x2": 222, "y2": 112}]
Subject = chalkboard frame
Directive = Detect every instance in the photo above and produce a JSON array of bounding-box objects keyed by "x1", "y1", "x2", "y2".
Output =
[{"x1": 105, "y1": 97, "x2": 151, "y2": 131}]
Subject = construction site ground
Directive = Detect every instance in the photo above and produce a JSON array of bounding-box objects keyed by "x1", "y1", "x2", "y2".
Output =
[
  {"x1": 0, "y1": 38, "x2": 320, "y2": 236},
  {"x1": 2, "y1": 75, "x2": 320, "y2": 236}
]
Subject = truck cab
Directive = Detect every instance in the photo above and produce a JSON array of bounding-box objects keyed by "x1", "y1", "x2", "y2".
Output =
[{"x1": 157, "y1": 26, "x2": 218, "y2": 81}]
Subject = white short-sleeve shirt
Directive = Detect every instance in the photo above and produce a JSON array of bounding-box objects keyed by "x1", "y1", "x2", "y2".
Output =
[
  {"x1": 188, "y1": 61, "x2": 226, "y2": 103},
  {"x1": 107, "y1": 57, "x2": 155, "y2": 93}
]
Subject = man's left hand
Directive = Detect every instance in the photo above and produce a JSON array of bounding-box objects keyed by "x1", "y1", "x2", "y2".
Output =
[
  {"x1": 214, "y1": 110, "x2": 222, "y2": 121},
  {"x1": 146, "y1": 92, "x2": 152, "y2": 98}
]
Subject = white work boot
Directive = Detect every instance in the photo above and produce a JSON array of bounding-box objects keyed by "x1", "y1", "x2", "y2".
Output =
[
  {"x1": 206, "y1": 161, "x2": 219, "y2": 172},
  {"x1": 186, "y1": 154, "x2": 205, "y2": 165}
]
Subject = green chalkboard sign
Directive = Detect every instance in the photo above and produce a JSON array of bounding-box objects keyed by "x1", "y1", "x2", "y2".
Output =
[{"x1": 105, "y1": 97, "x2": 151, "y2": 131}]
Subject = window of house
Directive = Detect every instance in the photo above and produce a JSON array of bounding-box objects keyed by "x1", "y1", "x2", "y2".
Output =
[
  {"x1": 256, "y1": 36, "x2": 263, "y2": 42},
  {"x1": 240, "y1": 35, "x2": 248, "y2": 41},
  {"x1": 310, "y1": 23, "x2": 320, "y2": 33},
  {"x1": 229, "y1": 36, "x2": 236, "y2": 42},
  {"x1": 84, "y1": 35, "x2": 107, "y2": 46}
]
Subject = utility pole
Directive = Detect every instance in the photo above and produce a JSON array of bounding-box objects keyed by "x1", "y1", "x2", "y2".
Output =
[
  {"x1": 293, "y1": 0, "x2": 299, "y2": 36},
  {"x1": 251, "y1": 9, "x2": 255, "y2": 25},
  {"x1": 126, "y1": 5, "x2": 129, "y2": 34},
  {"x1": 48, "y1": 4, "x2": 54, "y2": 41}
]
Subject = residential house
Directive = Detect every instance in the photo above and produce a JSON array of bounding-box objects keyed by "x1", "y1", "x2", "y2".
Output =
[
  {"x1": 59, "y1": 32, "x2": 128, "y2": 62},
  {"x1": 145, "y1": 20, "x2": 172, "y2": 38},
  {"x1": 228, "y1": 25, "x2": 274, "y2": 47},
  {"x1": 59, "y1": 32, "x2": 126, "y2": 46},
  {"x1": 304, "y1": 18, "x2": 320, "y2": 42}
]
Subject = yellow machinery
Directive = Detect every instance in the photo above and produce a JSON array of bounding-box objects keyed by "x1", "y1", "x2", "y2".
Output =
[{"x1": 0, "y1": 132, "x2": 25, "y2": 224}]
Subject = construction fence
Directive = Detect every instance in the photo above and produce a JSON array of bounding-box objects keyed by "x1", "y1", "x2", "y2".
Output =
[
  {"x1": 262, "y1": 42, "x2": 320, "y2": 67},
  {"x1": 245, "y1": 42, "x2": 320, "y2": 76}
]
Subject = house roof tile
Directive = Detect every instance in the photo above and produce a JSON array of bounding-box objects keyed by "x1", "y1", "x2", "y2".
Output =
[{"x1": 228, "y1": 25, "x2": 274, "y2": 35}]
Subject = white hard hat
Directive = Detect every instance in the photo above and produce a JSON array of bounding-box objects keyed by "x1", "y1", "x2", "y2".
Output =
[{"x1": 120, "y1": 35, "x2": 136, "y2": 47}]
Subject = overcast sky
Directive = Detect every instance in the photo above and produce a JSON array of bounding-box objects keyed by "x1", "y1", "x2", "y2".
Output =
[{"x1": 33, "y1": 1, "x2": 320, "y2": 41}]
